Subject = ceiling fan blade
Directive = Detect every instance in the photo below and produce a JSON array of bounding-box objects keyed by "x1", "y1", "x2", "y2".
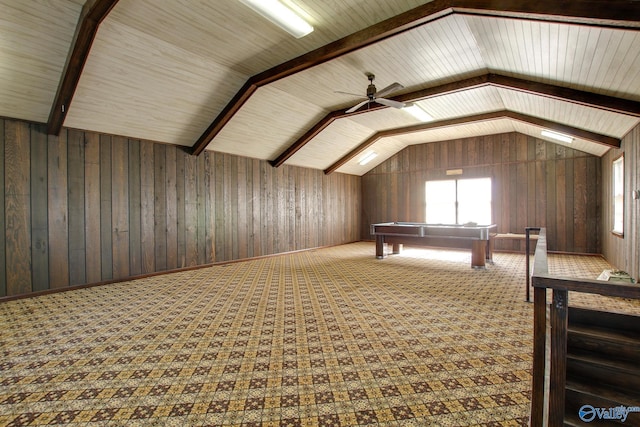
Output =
[
  {"x1": 335, "y1": 90, "x2": 367, "y2": 98},
  {"x1": 375, "y1": 97, "x2": 406, "y2": 109},
  {"x1": 376, "y1": 82, "x2": 404, "y2": 98},
  {"x1": 346, "y1": 100, "x2": 369, "y2": 113}
]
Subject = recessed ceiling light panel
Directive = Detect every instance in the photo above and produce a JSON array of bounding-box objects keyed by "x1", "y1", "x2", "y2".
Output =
[{"x1": 239, "y1": 0, "x2": 314, "y2": 38}]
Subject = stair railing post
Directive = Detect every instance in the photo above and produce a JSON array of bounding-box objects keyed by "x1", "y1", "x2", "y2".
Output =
[
  {"x1": 548, "y1": 288, "x2": 568, "y2": 427},
  {"x1": 530, "y1": 285, "x2": 547, "y2": 426}
]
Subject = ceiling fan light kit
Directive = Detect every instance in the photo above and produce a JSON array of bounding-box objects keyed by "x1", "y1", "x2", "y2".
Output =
[{"x1": 239, "y1": 0, "x2": 314, "y2": 38}]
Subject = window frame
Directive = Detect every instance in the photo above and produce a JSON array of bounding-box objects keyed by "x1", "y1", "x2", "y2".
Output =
[
  {"x1": 612, "y1": 153, "x2": 624, "y2": 237},
  {"x1": 425, "y1": 177, "x2": 492, "y2": 225}
]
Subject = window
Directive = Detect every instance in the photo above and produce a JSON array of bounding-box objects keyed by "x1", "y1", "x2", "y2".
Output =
[
  {"x1": 425, "y1": 177, "x2": 492, "y2": 225},
  {"x1": 612, "y1": 154, "x2": 624, "y2": 236}
]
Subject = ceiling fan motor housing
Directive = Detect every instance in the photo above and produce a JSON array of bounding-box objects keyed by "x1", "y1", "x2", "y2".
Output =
[{"x1": 366, "y1": 83, "x2": 377, "y2": 99}]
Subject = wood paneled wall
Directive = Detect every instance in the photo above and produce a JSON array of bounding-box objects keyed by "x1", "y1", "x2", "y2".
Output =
[
  {"x1": 602, "y1": 124, "x2": 640, "y2": 281},
  {"x1": 0, "y1": 118, "x2": 360, "y2": 297},
  {"x1": 361, "y1": 132, "x2": 601, "y2": 254}
]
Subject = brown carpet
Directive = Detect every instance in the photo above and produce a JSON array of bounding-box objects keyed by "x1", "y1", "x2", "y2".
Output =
[{"x1": 1, "y1": 242, "x2": 638, "y2": 426}]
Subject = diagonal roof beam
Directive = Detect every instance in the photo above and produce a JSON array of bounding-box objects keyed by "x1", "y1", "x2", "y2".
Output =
[
  {"x1": 489, "y1": 74, "x2": 640, "y2": 117},
  {"x1": 323, "y1": 110, "x2": 621, "y2": 175},
  {"x1": 269, "y1": 74, "x2": 492, "y2": 167},
  {"x1": 275, "y1": 73, "x2": 640, "y2": 168},
  {"x1": 47, "y1": 0, "x2": 120, "y2": 136},
  {"x1": 191, "y1": 0, "x2": 640, "y2": 156}
]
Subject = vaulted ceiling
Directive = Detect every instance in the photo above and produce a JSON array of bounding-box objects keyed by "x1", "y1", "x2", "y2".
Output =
[{"x1": 2, "y1": 0, "x2": 640, "y2": 175}]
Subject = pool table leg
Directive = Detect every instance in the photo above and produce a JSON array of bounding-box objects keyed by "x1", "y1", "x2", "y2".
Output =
[
  {"x1": 376, "y1": 235, "x2": 385, "y2": 259},
  {"x1": 392, "y1": 243, "x2": 403, "y2": 254},
  {"x1": 471, "y1": 240, "x2": 487, "y2": 269}
]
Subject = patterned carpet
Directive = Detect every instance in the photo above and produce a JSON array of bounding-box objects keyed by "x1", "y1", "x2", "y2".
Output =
[{"x1": 1, "y1": 242, "x2": 638, "y2": 426}]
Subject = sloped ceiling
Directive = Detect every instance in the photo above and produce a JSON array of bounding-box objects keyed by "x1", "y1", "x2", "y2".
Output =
[{"x1": 2, "y1": 0, "x2": 640, "y2": 176}]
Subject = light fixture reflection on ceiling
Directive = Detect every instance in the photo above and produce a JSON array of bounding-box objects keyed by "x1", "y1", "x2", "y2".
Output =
[
  {"x1": 403, "y1": 103, "x2": 433, "y2": 122},
  {"x1": 359, "y1": 152, "x2": 378, "y2": 165},
  {"x1": 239, "y1": 0, "x2": 314, "y2": 38},
  {"x1": 541, "y1": 130, "x2": 573, "y2": 143}
]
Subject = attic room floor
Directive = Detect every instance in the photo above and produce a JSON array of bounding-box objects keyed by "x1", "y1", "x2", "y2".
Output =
[{"x1": 1, "y1": 242, "x2": 638, "y2": 426}]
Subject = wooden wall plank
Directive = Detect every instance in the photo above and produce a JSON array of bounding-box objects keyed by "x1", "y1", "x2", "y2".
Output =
[
  {"x1": 1, "y1": 117, "x2": 363, "y2": 298},
  {"x1": 128, "y1": 139, "x2": 142, "y2": 276},
  {"x1": 184, "y1": 152, "x2": 198, "y2": 266},
  {"x1": 204, "y1": 152, "x2": 215, "y2": 263},
  {"x1": 5, "y1": 120, "x2": 31, "y2": 296},
  {"x1": 196, "y1": 153, "x2": 206, "y2": 265},
  {"x1": 252, "y1": 158, "x2": 261, "y2": 257},
  {"x1": 48, "y1": 131, "x2": 70, "y2": 288},
  {"x1": 99, "y1": 135, "x2": 112, "y2": 281},
  {"x1": 111, "y1": 136, "x2": 130, "y2": 279},
  {"x1": 362, "y1": 132, "x2": 600, "y2": 253},
  {"x1": 67, "y1": 129, "x2": 86, "y2": 286},
  {"x1": 175, "y1": 148, "x2": 186, "y2": 268},
  {"x1": 139, "y1": 140, "x2": 155, "y2": 274},
  {"x1": 85, "y1": 133, "x2": 101, "y2": 284},
  {"x1": 165, "y1": 146, "x2": 178, "y2": 270},
  {"x1": 0, "y1": 120, "x2": 5, "y2": 297},
  {"x1": 214, "y1": 152, "x2": 225, "y2": 261},
  {"x1": 154, "y1": 144, "x2": 167, "y2": 271},
  {"x1": 30, "y1": 124, "x2": 48, "y2": 291}
]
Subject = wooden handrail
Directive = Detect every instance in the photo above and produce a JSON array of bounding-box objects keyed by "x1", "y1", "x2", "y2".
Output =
[{"x1": 529, "y1": 228, "x2": 640, "y2": 426}]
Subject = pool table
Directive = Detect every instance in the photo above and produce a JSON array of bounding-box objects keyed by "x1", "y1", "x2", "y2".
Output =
[{"x1": 370, "y1": 222, "x2": 497, "y2": 268}]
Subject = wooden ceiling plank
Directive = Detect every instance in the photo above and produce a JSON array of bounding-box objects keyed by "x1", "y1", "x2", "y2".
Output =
[
  {"x1": 191, "y1": 0, "x2": 457, "y2": 156},
  {"x1": 324, "y1": 109, "x2": 620, "y2": 174},
  {"x1": 47, "y1": 0, "x2": 120, "y2": 136},
  {"x1": 194, "y1": 0, "x2": 640, "y2": 156}
]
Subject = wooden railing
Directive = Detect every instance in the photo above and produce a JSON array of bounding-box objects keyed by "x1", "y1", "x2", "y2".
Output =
[{"x1": 529, "y1": 228, "x2": 640, "y2": 426}]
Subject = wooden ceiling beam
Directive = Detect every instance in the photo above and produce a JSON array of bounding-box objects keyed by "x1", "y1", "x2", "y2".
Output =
[
  {"x1": 488, "y1": 74, "x2": 640, "y2": 117},
  {"x1": 193, "y1": 0, "x2": 640, "y2": 156},
  {"x1": 47, "y1": 0, "x2": 120, "y2": 136},
  {"x1": 269, "y1": 74, "x2": 491, "y2": 167},
  {"x1": 323, "y1": 110, "x2": 620, "y2": 175},
  {"x1": 276, "y1": 73, "x2": 639, "y2": 168},
  {"x1": 191, "y1": 0, "x2": 455, "y2": 156}
]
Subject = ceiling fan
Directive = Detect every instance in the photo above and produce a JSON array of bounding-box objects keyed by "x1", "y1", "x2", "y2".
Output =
[{"x1": 336, "y1": 72, "x2": 406, "y2": 113}]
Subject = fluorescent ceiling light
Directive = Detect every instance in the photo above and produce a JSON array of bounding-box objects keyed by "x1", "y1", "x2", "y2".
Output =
[
  {"x1": 359, "y1": 152, "x2": 378, "y2": 166},
  {"x1": 239, "y1": 0, "x2": 314, "y2": 38},
  {"x1": 541, "y1": 130, "x2": 573, "y2": 143},
  {"x1": 403, "y1": 103, "x2": 433, "y2": 122}
]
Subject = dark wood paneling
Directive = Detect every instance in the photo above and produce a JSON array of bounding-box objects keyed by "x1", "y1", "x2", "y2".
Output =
[
  {"x1": 49, "y1": 131, "x2": 70, "y2": 288},
  {"x1": 99, "y1": 134, "x2": 112, "y2": 281},
  {"x1": 165, "y1": 146, "x2": 178, "y2": 270},
  {"x1": 128, "y1": 139, "x2": 142, "y2": 276},
  {"x1": 4, "y1": 120, "x2": 31, "y2": 295},
  {"x1": 0, "y1": 117, "x2": 361, "y2": 298},
  {"x1": 362, "y1": 132, "x2": 601, "y2": 253},
  {"x1": 68, "y1": 129, "x2": 86, "y2": 286},
  {"x1": 154, "y1": 144, "x2": 167, "y2": 271},
  {"x1": 30, "y1": 125, "x2": 48, "y2": 291},
  {"x1": 0, "y1": 119, "x2": 5, "y2": 297},
  {"x1": 111, "y1": 136, "x2": 130, "y2": 279},
  {"x1": 140, "y1": 140, "x2": 155, "y2": 274},
  {"x1": 85, "y1": 133, "x2": 101, "y2": 284}
]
